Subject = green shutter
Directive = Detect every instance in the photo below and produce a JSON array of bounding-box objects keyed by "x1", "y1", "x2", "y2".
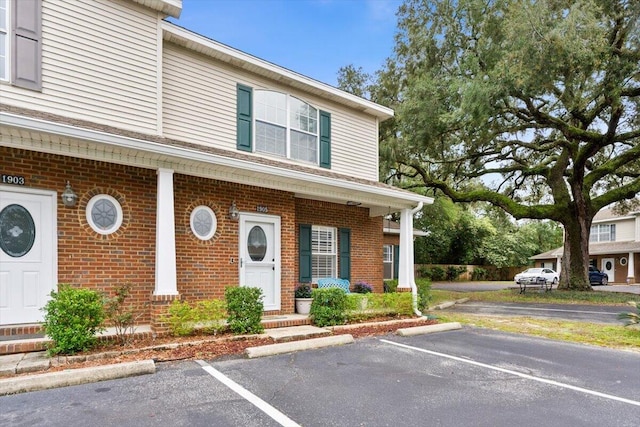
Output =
[
  {"x1": 393, "y1": 245, "x2": 400, "y2": 280},
  {"x1": 299, "y1": 224, "x2": 312, "y2": 283},
  {"x1": 339, "y1": 228, "x2": 351, "y2": 281},
  {"x1": 237, "y1": 84, "x2": 253, "y2": 151},
  {"x1": 319, "y1": 110, "x2": 331, "y2": 168}
]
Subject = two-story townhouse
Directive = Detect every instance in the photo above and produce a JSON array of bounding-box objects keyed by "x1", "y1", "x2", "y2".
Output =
[
  {"x1": 531, "y1": 208, "x2": 640, "y2": 284},
  {"x1": 0, "y1": 0, "x2": 432, "y2": 331}
]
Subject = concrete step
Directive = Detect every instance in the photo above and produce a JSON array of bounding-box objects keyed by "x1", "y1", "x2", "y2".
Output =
[{"x1": 264, "y1": 325, "x2": 330, "y2": 342}]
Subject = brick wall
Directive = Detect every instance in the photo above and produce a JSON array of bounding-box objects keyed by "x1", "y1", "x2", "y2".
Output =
[
  {"x1": 295, "y1": 199, "x2": 384, "y2": 292},
  {"x1": 173, "y1": 174, "x2": 297, "y2": 313},
  {"x1": 1, "y1": 147, "x2": 157, "y2": 323},
  {"x1": 383, "y1": 234, "x2": 399, "y2": 246},
  {"x1": 2, "y1": 146, "x2": 386, "y2": 324}
]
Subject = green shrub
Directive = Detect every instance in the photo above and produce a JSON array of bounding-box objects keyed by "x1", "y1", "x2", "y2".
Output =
[
  {"x1": 471, "y1": 267, "x2": 488, "y2": 281},
  {"x1": 310, "y1": 288, "x2": 347, "y2": 326},
  {"x1": 163, "y1": 298, "x2": 228, "y2": 336},
  {"x1": 164, "y1": 300, "x2": 196, "y2": 336},
  {"x1": 370, "y1": 292, "x2": 413, "y2": 315},
  {"x1": 225, "y1": 286, "x2": 264, "y2": 334},
  {"x1": 430, "y1": 266, "x2": 446, "y2": 281},
  {"x1": 103, "y1": 284, "x2": 144, "y2": 345},
  {"x1": 418, "y1": 266, "x2": 432, "y2": 279},
  {"x1": 194, "y1": 299, "x2": 227, "y2": 335},
  {"x1": 41, "y1": 285, "x2": 105, "y2": 355},
  {"x1": 446, "y1": 265, "x2": 467, "y2": 281},
  {"x1": 416, "y1": 278, "x2": 432, "y2": 312},
  {"x1": 384, "y1": 280, "x2": 398, "y2": 293}
]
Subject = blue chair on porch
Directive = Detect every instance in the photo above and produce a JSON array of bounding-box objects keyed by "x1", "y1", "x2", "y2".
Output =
[{"x1": 317, "y1": 278, "x2": 351, "y2": 294}]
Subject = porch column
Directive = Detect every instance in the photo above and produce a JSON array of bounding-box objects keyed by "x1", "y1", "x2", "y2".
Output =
[
  {"x1": 556, "y1": 255, "x2": 562, "y2": 272},
  {"x1": 397, "y1": 207, "x2": 415, "y2": 291},
  {"x1": 627, "y1": 252, "x2": 635, "y2": 284},
  {"x1": 154, "y1": 168, "x2": 178, "y2": 295}
]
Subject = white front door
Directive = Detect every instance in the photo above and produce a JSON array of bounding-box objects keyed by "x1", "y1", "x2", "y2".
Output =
[
  {"x1": 0, "y1": 187, "x2": 57, "y2": 325},
  {"x1": 601, "y1": 258, "x2": 615, "y2": 283},
  {"x1": 239, "y1": 213, "x2": 281, "y2": 311}
]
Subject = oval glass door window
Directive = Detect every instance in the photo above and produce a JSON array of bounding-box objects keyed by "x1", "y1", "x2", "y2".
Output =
[
  {"x1": 605, "y1": 261, "x2": 613, "y2": 270},
  {"x1": 247, "y1": 226, "x2": 267, "y2": 261},
  {"x1": 0, "y1": 204, "x2": 36, "y2": 257}
]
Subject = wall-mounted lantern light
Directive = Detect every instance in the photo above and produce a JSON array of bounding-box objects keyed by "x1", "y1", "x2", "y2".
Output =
[
  {"x1": 61, "y1": 181, "x2": 78, "y2": 207},
  {"x1": 228, "y1": 200, "x2": 240, "y2": 221}
]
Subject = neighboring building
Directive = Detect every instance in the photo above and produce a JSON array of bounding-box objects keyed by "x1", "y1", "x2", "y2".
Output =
[
  {"x1": 383, "y1": 219, "x2": 428, "y2": 280},
  {"x1": 0, "y1": 0, "x2": 432, "y2": 329},
  {"x1": 531, "y1": 209, "x2": 640, "y2": 284}
]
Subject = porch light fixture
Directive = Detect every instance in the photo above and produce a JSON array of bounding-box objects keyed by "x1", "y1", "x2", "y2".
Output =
[
  {"x1": 346, "y1": 201, "x2": 362, "y2": 206},
  {"x1": 228, "y1": 201, "x2": 240, "y2": 221},
  {"x1": 61, "y1": 181, "x2": 78, "y2": 207}
]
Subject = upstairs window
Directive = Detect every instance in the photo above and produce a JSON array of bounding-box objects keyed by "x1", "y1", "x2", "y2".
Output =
[
  {"x1": 1, "y1": 0, "x2": 42, "y2": 90},
  {"x1": 237, "y1": 84, "x2": 331, "y2": 168},
  {"x1": 255, "y1": 90, "x2": 318, "y2": 163},
  {"x1": 589, "y1": 224, "x2": 616, "y2": 242}
]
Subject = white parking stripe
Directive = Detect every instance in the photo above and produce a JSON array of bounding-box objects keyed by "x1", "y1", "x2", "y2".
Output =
[
  {"x1": 196, "y1": 360, "x2": 301, "y2": 427},
  {"x1": 380, "y1": 339, "x2": 640, "y2": 407}
]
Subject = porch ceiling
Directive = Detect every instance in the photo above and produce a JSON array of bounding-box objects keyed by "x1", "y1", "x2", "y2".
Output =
[{"x1": 0, "y1": 112, "x2": 432, "y2": 215}]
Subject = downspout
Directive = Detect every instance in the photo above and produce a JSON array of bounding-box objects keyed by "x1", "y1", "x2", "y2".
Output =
[{"x1": 409, "y1": 202, "x2": 423, "y2": 316}]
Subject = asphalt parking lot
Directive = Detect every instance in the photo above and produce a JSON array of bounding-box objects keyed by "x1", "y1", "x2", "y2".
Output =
[{"x1": 1, "y1": 328, "x2": 638, "y2": 427}]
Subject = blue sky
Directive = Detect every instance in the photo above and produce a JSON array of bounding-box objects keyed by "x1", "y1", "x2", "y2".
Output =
[{"x1": 168, "y1": 0, "x2": 404, "y2": 87}]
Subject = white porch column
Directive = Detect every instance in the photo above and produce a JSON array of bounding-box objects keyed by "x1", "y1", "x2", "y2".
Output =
[
  {"x1": 397, "y1": 203, "x2": 423, "y2": 315},
  {"x1": 627, "y1": 252, "x2": 635, "y2": 284},
  {"x1": 555, "y1": 256, "x2": 562, "y2": 272},
  {"x1": 397, "y1": 207, "x2": 415, "y2": 291},
  {"x1": 154, "y1": 168, "x2": 178, "y2": 295}
]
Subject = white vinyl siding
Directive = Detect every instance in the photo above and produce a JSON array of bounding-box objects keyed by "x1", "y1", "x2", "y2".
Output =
[
  {"x1": 614, "y1": 218, "x2": 636, "y2": 241},
  {"x1": 162, "y1": 43, "x2": 380, "y2": 181},
  {"x1": 0, "y1": 0, "x2": 159, "y2": 134}
]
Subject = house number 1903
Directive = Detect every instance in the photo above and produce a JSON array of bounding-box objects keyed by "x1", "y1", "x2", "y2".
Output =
[{"x1": 1, "y1": 175, "x2": 26, "y2": 185}]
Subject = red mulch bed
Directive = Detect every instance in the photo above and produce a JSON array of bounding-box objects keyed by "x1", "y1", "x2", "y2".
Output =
[{"x1": 44, "y1": 317, "x2": 437, "y2": 373}]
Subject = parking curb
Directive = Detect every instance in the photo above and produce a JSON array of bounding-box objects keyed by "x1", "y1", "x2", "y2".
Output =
[
  {"x1": 396, "y1": 322, "x2": 462, "y2": 337},
  {"x1": 245, "y1": 334, "x2": 354, "y2": 358},
  {"x1": 0, "y1": 359, "x2": 156, "y2": 396}
]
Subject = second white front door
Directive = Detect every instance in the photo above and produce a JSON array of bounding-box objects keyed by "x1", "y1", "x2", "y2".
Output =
[
  {"x1": 601, "y1": 258, "x2": 615, "y2": 282},
  {"x1": 239, "y1": 214, "x2": 281, "y2": 311}
]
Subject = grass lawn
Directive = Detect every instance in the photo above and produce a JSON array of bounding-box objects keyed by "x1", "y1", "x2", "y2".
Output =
[{"x1": 429, "y1": 288, "x2": 640, "y2": 352}]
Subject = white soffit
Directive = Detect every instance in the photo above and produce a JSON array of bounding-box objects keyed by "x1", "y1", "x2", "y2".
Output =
[
  {"x1": 130, "y1": 0, "x2": 182, "y2": 18},
  {"x1": 161, "y1": 22, "x2": 394, "y2": 121},
  {"x1": 0, "y1": 113, "x2": 432, "y2": 213}
]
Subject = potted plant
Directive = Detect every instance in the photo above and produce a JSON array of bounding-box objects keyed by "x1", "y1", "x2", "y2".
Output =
[
  {"x1": 353, "y1": 281, "x2": 373, "y2": 310},
  {"x1": 294, "y1": 284, "x2": 313, "y2": 314}
]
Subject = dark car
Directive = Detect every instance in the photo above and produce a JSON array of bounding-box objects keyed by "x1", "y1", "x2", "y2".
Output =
[{"x1": 589, "y1": 266, "x2": 609, "y2": 285}]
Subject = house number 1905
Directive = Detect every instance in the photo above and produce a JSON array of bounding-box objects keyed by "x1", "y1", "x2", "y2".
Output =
[
  {"x1": 256, "y1": 205, "x2": 268, "y2": 213},
  {"x1": 1, "y1": 175, "x2": 25, "y2": 185}
]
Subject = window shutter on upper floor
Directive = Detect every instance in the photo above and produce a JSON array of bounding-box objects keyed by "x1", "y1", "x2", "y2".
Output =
[
  {"x1": 237, "y1": 84, "x2": 253, "y2": 152},
  {"x1": 339, "y1": 228, "x2": 351, "y2": 281},
  {"x1": 299, "y1": 224, "x2": 312, "y2": 283},
  {"x1": 319, "y1": 110, "x2": 331, "y2": 169},
  {"x1": 12, "y1": 0, "x2": 42, "y2": 91}
]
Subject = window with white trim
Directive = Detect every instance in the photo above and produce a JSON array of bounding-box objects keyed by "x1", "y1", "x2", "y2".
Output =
[
  {"x1": 86, "y1": 195, "x2": 123, "y2": 235},
  {"x1": 312, "y1": 225, "x2": 336, "y2": 282},
  {"x1": 255, "y1": 90, "x2": 318, "y2": 164},
  {"x1": 190, "y1": 206, "x2": 217, "y2": 241},
  {"x1": 589, "y1": 224, "x2": 616, "y2": 242},
  {"x1": 0, "y1": 0, "x2": 8, "y2": 80}
]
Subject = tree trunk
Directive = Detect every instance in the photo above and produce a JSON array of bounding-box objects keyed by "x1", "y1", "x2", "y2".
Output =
[{"x1": 558, "y1": 214, "x2": 592, "y2": 291}]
